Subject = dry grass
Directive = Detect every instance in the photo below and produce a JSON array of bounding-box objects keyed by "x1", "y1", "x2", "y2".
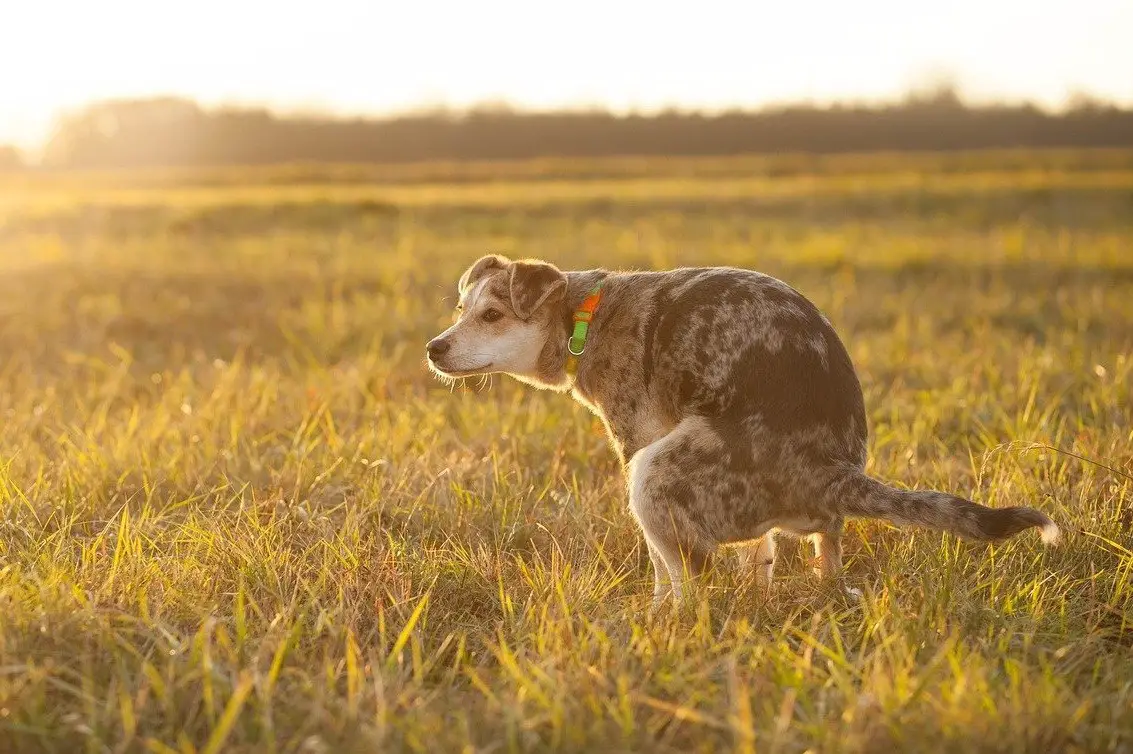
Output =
[{"x1": 0, "y1": 152, "x2": 1131, "y2": 753}]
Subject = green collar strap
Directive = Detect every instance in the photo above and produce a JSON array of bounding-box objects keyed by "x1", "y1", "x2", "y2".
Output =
[{"x1": 565, "y1": 283, "x2": 604, "y2": 376}]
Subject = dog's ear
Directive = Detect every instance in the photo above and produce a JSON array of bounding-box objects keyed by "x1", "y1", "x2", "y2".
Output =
[
  {"x1": 508, "y1": 260, "x2": 567, "y2": 320},
  {"x1": 458, "y1": 254, "x2": 509, "y2": 296}
]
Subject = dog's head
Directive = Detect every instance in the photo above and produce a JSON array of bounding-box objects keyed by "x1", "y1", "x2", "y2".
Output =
[{"x1": 426, "y1": 254, "x2": 567, "y2": 383}]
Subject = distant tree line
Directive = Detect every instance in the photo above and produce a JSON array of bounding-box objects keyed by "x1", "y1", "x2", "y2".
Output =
[
  {"x1": 37, "y1": 89, "x2": 1133, "y2": 168},
  {"x1": 0, "y1": 145, "x2": 24, "y2": 170}
]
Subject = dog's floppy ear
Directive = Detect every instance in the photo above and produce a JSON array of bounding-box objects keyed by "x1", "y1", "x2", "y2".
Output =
[
  {"x1": 508, "y1": 260, "x2": 567, "y2": 320},
  {"x1": 458, "y1": 254, "x2": 509, "y2": 296}
]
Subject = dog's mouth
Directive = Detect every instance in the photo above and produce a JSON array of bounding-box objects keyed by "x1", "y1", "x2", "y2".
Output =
[{"x1": 429, "y1": 361, "x2": 493, "y2": 378}]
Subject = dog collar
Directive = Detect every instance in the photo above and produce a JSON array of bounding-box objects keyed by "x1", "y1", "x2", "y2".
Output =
[{"x1": 566, "y1": 283, "x2": 604, "y2": 376}]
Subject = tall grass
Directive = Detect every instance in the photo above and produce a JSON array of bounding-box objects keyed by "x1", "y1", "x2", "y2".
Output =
[{"x1": 0, "y1": 152, "x2": 1130, "y2": 752}]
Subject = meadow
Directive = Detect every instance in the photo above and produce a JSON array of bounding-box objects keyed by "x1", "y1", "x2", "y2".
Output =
[{"x1": 0, "y1": 150, "x2": 1131, "y2": 753}]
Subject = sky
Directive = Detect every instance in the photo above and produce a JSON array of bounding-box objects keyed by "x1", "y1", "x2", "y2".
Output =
[{"x1": 2, "y1": 0, "x2": 1132, "y2": 149}]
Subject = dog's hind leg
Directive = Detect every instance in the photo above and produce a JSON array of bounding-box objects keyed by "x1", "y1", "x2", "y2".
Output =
[
  {"x1": 736, "y1": 532, "x2": 777, "y2": 590},
  {"x1": 638, "y1": 515, "x2": 713, "y2": 606},
  {"x1": 809, "y1": 517, "x2": 843, "y2": 579},
  {"x1": 628, "y1": 428, "x2": 716, "y2": 607},
  {"x1": 644, "y1": 539, "x2": 673, "y2": 604},
  {"x1": 808, "y1": 516, "x2": 862, "y2": 599}
]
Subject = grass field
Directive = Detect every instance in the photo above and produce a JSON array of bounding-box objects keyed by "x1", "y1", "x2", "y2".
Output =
[{"x1": 1, "y1": 151, "x2": 1131, "y2": 753}]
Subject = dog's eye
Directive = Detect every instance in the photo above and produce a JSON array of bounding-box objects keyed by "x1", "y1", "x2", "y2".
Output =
[{"x1": 481, "y1": 308, "x2": 503, "y2": 323}]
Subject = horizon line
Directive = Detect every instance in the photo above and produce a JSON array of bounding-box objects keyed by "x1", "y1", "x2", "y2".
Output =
[{"x1": 8, "y1": 83, "x2": 1132, "y2": 155}]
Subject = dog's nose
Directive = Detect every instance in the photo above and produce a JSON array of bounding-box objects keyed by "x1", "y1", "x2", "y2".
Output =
[{"x1": 426, "y1": 338, "x2": 451, "y2": 360}]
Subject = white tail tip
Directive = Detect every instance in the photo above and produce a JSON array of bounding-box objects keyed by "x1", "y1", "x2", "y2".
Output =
[{"x1": 1040, "y1": 521, "x2": 1062, "y2": 545}]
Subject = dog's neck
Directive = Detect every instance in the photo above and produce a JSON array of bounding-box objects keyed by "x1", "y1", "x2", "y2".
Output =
[
  {"x1": 521, "y1": 269, "x2": 610, "y2": 392},
  {"x1": 560, "y1": 269, "x2": 610, "y2": 341}
]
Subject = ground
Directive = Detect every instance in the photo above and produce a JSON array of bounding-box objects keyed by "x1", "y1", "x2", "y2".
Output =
[{"x1": 0, "y1": 150, "x2": 1131, "y2": 753}]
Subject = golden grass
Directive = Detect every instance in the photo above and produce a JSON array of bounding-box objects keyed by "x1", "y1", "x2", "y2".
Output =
[{"x1": 0, "y1": 151, "x2": 1130, "y2": 753}]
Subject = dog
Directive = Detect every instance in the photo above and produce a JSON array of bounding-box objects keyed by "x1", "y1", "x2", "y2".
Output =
[{"x1": 426, "y1": 254, "x2": 1060, "y2": 604}]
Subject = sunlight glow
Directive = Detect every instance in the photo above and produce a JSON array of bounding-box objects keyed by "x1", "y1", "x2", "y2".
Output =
[{"x1": 2, "y1": 0, "x2": 1131, "y2": 148}]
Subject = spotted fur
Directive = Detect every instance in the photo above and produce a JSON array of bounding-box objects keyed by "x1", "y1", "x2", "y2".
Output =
[{"x1": 427, "y1": 256, "x2": 1061, "y2": 605}]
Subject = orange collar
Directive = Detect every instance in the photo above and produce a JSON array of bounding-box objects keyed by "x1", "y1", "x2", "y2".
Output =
[{"x1": 565, "y1": 283, "x2": 603, "y2": 376}]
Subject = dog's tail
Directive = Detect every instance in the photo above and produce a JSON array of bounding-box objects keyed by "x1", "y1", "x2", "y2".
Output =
[{"x1": 832, "y1": 471, "x2": 1060, "y2": 544}]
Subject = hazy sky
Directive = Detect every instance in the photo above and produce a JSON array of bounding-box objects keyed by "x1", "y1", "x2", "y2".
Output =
[{"x1": 3, "y1": 0, "x2": 1131, "y2": 148}]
